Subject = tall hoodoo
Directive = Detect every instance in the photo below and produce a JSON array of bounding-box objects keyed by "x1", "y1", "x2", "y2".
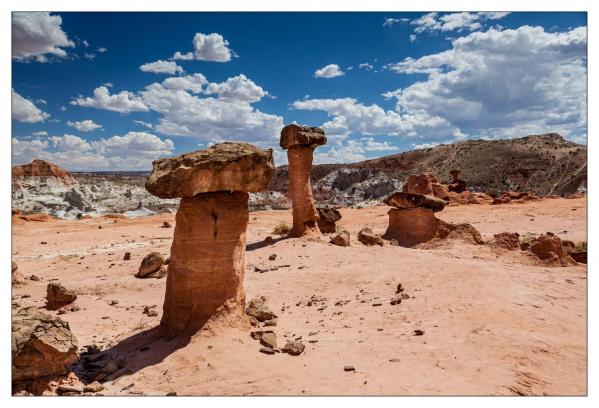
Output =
[
  {"x1": 280, "y1": 124, "x2": 327, "y2": 237},
  {"x1": 145, "y1": 142, "x2": 275, "y2": 334}
]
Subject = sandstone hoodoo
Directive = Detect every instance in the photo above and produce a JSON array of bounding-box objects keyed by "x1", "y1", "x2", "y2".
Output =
[
  {"x1": 145, "y1": 142, "x2": 275, "y2": 334},
  {"x1": 280, "y1": 124, "x2": 327, "y2": 237},
  {"x1": 383, "y1": 192, "x2": 447, "y2": 247}
]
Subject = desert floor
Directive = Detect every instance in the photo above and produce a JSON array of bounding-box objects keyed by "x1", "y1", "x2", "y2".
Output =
[{"x1": 12, "y1": 198, "x2": 587, "y2": 396}]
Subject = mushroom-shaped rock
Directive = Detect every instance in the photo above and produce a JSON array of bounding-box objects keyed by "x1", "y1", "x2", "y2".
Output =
[
  {"x1": 384, "y1": 192, "x2": 446, "y2": 213},
  {"x1": 145, "y1": 143, "x2": 275, "y2": 334},
  {"x1": 145, "y1": 142, "x2": 275, "y2": 199},
  {"x1": 280, "y1": 125, "x2": 327, "y2": 237},
  {"x1": 316, "y1": 206, "x2": 342, "y2": 233}
]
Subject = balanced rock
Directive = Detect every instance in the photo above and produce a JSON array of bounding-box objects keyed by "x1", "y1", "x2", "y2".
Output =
[
  {"x1": 402, "y1": 174, "x2": 433, "y2": 196},
  {"x1": 316, "y1": 206, "x2": 342, "y2": 233},
  {"x1": 46, "y1": 283, "x2": 77, "y2": 310},
  {"x1": 280, "y1": 124, "x2": 327, "y2": 237},
  {"x1": 384, "y1": 192, "x2": 446, "y2": 213},
  {"x1": 145, "y1": 142, "x2": 275, "y2": 199},
  {"x1": 358, "y1": 228, "x2": 384, "y2": 246},
  {"x1": 145, "y1": 143, "x2": 274, "y2": 334},
  {"x1": 136, "y1": 252, "x2": 165, "y2": 278},
  {"x1": 12, "y1": 307, "x2": 78, "y2": 384}
]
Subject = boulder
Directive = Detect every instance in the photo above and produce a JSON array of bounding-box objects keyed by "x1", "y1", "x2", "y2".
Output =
[
  {"x1": 357, "y1": 228, "x2": 384, "y2": 246},
  {"x1": 12, "y1": 307, "x2": 78, "y2": 384},
  {"x1": 437, "y1": 221, "x2": 485, "y2": 245},
  {"x1": 431, "y1": 182, "x2": 450, "y2": 201},
  {"x1": 136, "y1": 252, "x2": 165, "y2": 278},
  {"x1": 282, "y1": 340, "x2": 305, "y2": 356},
  {"x1": 383, "y1": 192, "x2": 446, "y2": 213},
  {"x1": 330, "y1": 227, "x2": 350, "y2": 247},
  {"x1": 46, "y1": 283, "x2": 77, "y2": 310},
  {"x1": 317, "y1": 206, "x2": 342, "y2": 233},
  {"x1": 145, "y1": 142, "x2": 275, "y2": 199},
  {"x1": 383, "y1": 208, "x2": 440, "y2": 247},
  {"x1": 527, "y1": 233, "x2": 577, "y2": 266}
]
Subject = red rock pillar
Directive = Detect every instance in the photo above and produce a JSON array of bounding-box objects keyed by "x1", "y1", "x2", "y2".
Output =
[
  {"x1": 160, "y1": 191, "x2": 249, "y2": 334},
  {"x1": 287, "y1": 146, "x2": 319, "y2": 237}
]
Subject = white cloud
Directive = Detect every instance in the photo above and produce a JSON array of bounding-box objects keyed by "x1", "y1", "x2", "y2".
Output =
[
  {"x1": 140, "y1": 59, "x2": 184, "y2": 75},
  {"x1": 411, "y1": 12, "x2": 511, "y2": 38},
  {"x1": 409, "y1": 34, "x2": 417, "y2": 42},
  {"x1": 383, "y1": 17, "x2": 410, "y2": 27},
  {"x1": 12, "y1": 132, "x2": 174, "y2": 171},
  {"x1": 384, "y1": 26, "x2": 587, "y2": 141},
  {"x1": 71, "y1": 86, "x2": 148, "y2": 113},
  {"x1": 84, "y1": 52, "x2": 95, "y2": 60},
  {"x1": 162, "y1": 73, "x2": 207, "y2": 93},
  {"x1": 292, "y1": 97, "x2": 463, "y2": 142},
  {"x1": 82, "y1": 40, "x2": 89, "y2": 47},
  {"x1": 360, "y1": 137, "x2": 398, "y2": 151},
  {"x1": 172, "y1": 33, "x2": 233, "y2": 62},
  {"x1": 358, "y1": 63, "x2": 374, "y2": 70},
  {"x1": 32, "y1": 131, "x2": 48, "y2": 136},
  {"x1": 204, "y1": 74, "x2": 268, "y2": 102},
  {"x1": 314, "y1": 64, "x2": 345, "y2": 78},
  {"x1": 412, "y1": 141, "x2": 440, "y2": 149},
  {"x1": 12, "y1": 89, "x2": 50, "y2": 123},
  {"x1": 134, "y1": 120, "x2": 154, "y2": 129},
  {"x1": 60, "y1": 106, "x2": 67, "y2": 112},
  {"x1": 97, "y1": 47, "x2": 107, "y2": 53},
  {"x1": 67, "y1": 119, "x2": 103, "y2": 132},
  {"x1": 12, "y1": 12, "x2": 74, "y2": 62}
]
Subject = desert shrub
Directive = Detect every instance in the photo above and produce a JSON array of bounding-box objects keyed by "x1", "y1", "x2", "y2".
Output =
[{"x1": 272, "y1": 222, "x2": 290, "y2": 235}]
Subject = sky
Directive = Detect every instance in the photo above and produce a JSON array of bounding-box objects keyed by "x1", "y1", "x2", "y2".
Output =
[{"x1": 11, "y1": 11, "x2": 587, "y2": 171}]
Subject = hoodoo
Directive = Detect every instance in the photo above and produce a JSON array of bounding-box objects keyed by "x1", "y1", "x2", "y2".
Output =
[
  {"x1": 145, "y1": 142, "x2": 275, "y2": 334},
  {"x1": 280, "y1": 124, "x2": 327, "y2": 237}
]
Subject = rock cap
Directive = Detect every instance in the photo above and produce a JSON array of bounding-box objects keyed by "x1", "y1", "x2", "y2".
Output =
[
  {"x1": 145, "y1": 142, "x2": 275, "y2": 199},
  {"x1": 384, "y1": 192, "x2": 446, "y2": 212},
  {"x1": 280, "y1": 124, "x2": 327, "y2": 149}
]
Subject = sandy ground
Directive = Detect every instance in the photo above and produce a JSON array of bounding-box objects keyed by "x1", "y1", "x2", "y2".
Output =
[{"x1": 11, "y1": 198, "x2": 587, "y2": 396}]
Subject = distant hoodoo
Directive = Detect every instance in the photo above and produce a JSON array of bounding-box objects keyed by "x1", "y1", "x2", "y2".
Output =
[
  {"x1": 145, "y1": 142, "x2": 275, "y2": 334},
  {"x1": 280, "y1": 124, "x2": 327, "y2": 237}
]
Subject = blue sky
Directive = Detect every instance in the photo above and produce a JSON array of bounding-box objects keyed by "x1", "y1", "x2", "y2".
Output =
[{"x1": 12, "y1": 12, "x2": 587, "y2": 170}]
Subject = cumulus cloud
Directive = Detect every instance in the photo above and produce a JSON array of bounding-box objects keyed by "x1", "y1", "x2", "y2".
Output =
[
  {"x1": 314, "y1": 64, "x2": 345, "y2": 78},
  {"x1": 12, "y1": 132, "x2": 174, "y2": 171},
  {"x1": 384, "y1": 25, "x2": 587, "y2": 141},
  {"x1": 71, "y1": 86, "x2": 148, "y2": 113},
  {"x1": 172, "y1": 33, "x2": 233, "y2": 62},
  {"x1": 32, "y1": 131, "x2": 48, "y2": 137},
  {"x1": 204, "y1": 74, "x2": 268, "y2": 102},
  {"x1": 140, "y1": 59, "x2": 184, "y2": 75},
  {"x1": 12, "y1": 12, "x2": 75, "y2": 62},
  {"x1": 67, "y1": 119, "x2": 103, "y2": 132},
  {"x1": 411, "y1": 12, "x2": 511, "y2": 35},
  {"x1": 12, "y1": 89, "x2": 50, "y2": 123},
  {"x1": 291, "y1": 97, "x2": 464, "y2": 142}
]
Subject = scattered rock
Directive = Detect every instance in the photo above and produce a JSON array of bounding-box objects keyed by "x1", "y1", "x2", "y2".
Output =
[
  {"x1": 260, "y1": 332, "x2": 277, "y2": 349},
  {"x1": 135, "y1": 252, "x2": 164, "y2": 278},
  {"x1": 263, "y1": 318, "x2": 277, "y2": 327},
  {"x1": 259, "y1": 346, "x2": 275, "y2": 355},
  {"x1": 527, "y1": 233, "x2": 577, "y2": 266},
  {"x1": 414, "y1": 329, "x2": 425, "y2": 336},
  {"x1": 282, "y1": 340, "x2": 305, "y2": 356},
  {"x1": 390, "y1": 297, "x2": 402, "y2": 305},
  {"x1": 46, "y1": 282, "x2": 77, "y2": 310},
  {"x1": 358, "y1": 227, "x2": 384, "y2": 246},
  {"x1": 344, "y1": 366, "x2": 356, "y2": 372},
  {"x1": 57, "y1": 384, "x2": 83, "y2": 394},
  {"x1": 162, "y1": 221, "x2": 172, "y2": 228},
  {"x1": 83, "y1": 381, "x2": 104, "y2": 393},
  {"x1": 29, "y1": 275, "x2": 40, "y2": 281},
  {"x1": 246, "y1": 296, "x2": 278, "y2": 322},
  {"x1": 268, "y1": 254, "x2": 277, "y2": 261},
  {"x1": 330, "y1": 227, "x2": 350, "y2": 247},
  {"x1": 123, "y1": 252, "x2": 131, "y2": 261}
]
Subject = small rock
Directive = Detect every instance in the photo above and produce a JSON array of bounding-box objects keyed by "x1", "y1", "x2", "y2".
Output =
[
  {"x1": 358, "y1": 228, "x2": 384, "y2": 246},
  {"x1": 123, "y1": 252, "x2": 131, "y2": 261},
  {"x1": 136, "y1": 252, "x2": 165, "y2": 278},
  {"x1": 98, "y1": 226, "x2": 103, "y2": 229},
  {"x1": 396, "y1": 283, "x2": 404, "y2": 294},
  {"x1": 259, "y1": 346, "x2": 275, "y2": 355},
  {"x1": 246, "y1": 296, "x2": 278, "y2": 322},
  {"x1": 389, "y1": 358, "x2": 401, "y2": 363},
  {"x1": 109, "y1": 300, "x2": 119, "y2": 306},
  {"x1": 163, "y1": 221, "x2": 172, "y2": 228},
  {"x1": 29, "y1": 275, "x2": 40, "y2": 281},
  {"x1": 414, "y1": 329, "x2": 425, "y2": 336},
  {"x1": 390, "y1": 297, "x2": 402, "y2": 306},
  {"x1": 282, "y1": 340, "x2": 305, "y2": 356},
  {"x1": 263, "y1": 318, "x2": 277, "y2": 327},
  {"x1": 46, "y1": 282, "x2": 77, "y2": 310},
  {"x1": 268, "y1": 254, "x2": 277, "y2": 260},
  {"x1": 344, "y1": 366, "x2": 356, "y2": 372},
  {"x1": 330, "y1": 227, "x2": 351, "y2": 247},
  {"x1": 57, "y1": 384, "x2": 83, "y2": 394},
  {"x1": 260, "y1": 332, "x2": 277, "y2": 348},
  {"x1": 83, "y1": 381, "x2": 104, "y2": 393},
  {"x1": 166, "y1": 392, "x2": 177, "y2": 396}
]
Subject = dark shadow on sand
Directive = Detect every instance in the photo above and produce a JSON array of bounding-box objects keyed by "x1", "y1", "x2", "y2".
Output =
[
  {"x1": 73, "y1": 326, "x2": 191, "y2": 384},
  {"x1": 246, "y1": 235, "x2": 289, "y2": 251}
]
